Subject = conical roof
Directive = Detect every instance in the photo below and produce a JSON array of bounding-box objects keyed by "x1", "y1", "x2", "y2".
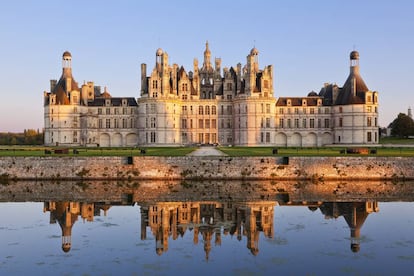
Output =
[{"x1": 335, "y1": 52, "x2": 369, "y2": 105}]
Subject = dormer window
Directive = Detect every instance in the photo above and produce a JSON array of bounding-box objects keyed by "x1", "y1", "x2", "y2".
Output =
[
  {"x1": 302, "y1": 100, "x2": 306, "y2": 106},
  {"x1": 317, "y1": 99, "x2": 322, "y2": 106},
  {"x1": 287, "y1": 99, "x2": 291, "y2": 106},
  {"x1": 105, "y1": 99, "x2": 110, "y2": 106},
  {"x1": 122, "y1": 99, "x2": 127, "y2": 106}
]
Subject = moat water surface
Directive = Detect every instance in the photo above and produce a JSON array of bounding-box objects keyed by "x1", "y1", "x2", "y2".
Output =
[{"x1": 1, "y1": 181, "x2": 414, "y2": 275}]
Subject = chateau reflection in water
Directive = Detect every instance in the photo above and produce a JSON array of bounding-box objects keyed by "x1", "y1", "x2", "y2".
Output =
[{"x1": 43, "y1": 199, "x2": 378, "y2": 257}]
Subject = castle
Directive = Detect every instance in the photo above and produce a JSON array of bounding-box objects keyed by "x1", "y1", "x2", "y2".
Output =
[{"x1": 43, "y1": 43, "x2": 379, "y2": 147}]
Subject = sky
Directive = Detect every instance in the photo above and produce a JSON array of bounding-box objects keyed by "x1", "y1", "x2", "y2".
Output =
[{"x1": 1, "y1": 0, "x2": 413, "y2": 132}]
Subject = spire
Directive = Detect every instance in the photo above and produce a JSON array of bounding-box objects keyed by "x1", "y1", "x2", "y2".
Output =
[{"x1": 203, "y1": 41, "x2": 212, "y2": 69}]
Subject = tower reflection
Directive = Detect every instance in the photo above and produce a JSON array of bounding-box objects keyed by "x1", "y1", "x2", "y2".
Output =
[
  {"x1": 317, "y1": 201, "x2": 379, "y2": 252},
  {"x1": 43, "y1": 199, "x2": 378, "y2": 256},
  {"x1": 43, "y1": 201, "x2": 112, "y2": 253},
  {"x1": 140, "y1": 201, "x2": 275, "y2": 258}
]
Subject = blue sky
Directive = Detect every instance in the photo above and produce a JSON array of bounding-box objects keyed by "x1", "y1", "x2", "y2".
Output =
[{"x1": 1, "y1": 0, "x2": 413, "y2": 132}]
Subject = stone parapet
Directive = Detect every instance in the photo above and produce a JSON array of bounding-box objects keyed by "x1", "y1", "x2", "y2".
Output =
[{"x1": 0, "y1": 156, "x2": 412, "y2": 181}]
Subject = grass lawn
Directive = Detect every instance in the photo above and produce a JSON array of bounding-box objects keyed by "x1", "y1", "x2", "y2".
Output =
[
  {"x1": 2, "y1": 144, "x2": 414, "y2": 157},
  {"x1": 379, "y1": 137, "x2": 414, "y2": 144},
  {"x1": 0, "y1": 146, "x2": 196, "y2": 157},
  {"x1": 218, "y1": 146, "x2": 414, "y2": 157}
]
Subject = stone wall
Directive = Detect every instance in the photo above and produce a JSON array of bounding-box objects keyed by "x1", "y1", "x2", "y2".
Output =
[{"x1": 0, "y1": 156, "x2": 412, "y2": 181}]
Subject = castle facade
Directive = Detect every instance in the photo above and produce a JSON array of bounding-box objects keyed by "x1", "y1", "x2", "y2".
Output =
[{"x1": 44, "y1": 44, "x2": 378, "y2": 147}]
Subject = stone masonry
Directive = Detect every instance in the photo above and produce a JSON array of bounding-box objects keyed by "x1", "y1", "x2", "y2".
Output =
[{"x1": 0, "y1": 156, "x2": 412, "y2": 181}]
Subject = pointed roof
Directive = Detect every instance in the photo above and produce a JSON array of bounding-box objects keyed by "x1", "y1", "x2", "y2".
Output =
[{"x1": 335, "y1": 51, "x2": 369, "y2": 105}]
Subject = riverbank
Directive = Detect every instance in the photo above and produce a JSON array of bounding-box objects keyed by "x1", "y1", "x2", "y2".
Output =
[{"x1": 0, "y1": 156, "x2": 413, "y2": 181}]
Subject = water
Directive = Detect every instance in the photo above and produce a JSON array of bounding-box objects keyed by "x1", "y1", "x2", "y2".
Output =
[{"x1": 1, "y1": 181, "x2": 414, "y2": 275}]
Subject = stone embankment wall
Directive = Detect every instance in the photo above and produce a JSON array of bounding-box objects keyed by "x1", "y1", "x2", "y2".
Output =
[{"x1": 0, "y1": 156, "x2": 413, "y2": 181}]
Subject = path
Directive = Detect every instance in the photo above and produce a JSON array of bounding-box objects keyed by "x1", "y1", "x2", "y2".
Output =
[{"x1": 187, "y1": 147, "x2": 227, "y2": 156}]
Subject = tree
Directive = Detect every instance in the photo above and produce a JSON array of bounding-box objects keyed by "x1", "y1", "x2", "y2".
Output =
[{"x1": 390, "y1": 113, "x2": 414, "y2": 138}]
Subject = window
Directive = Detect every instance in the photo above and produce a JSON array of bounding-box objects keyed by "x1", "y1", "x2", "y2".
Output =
[
  {"x1": 287, "y1": 119, "x2": 291, "y2": 128},
  {"x1": 339, "y1": 107, "x2": 343, "y2": 113},
  {"x1": 294, "y1": 118, "x2": 299, "y2": 128},
  {"x1": 114, "y1": 108, "x2": 119, "y2": 115},
  {"x1": 199, "y1": 119, "x2": 203, "y2": 129},
  {"x1": 205, "y1": 119, "x2": 210, "y2": 128},
  {"x1": 227, "y1": 119, "x2": 232, "y2": 128},
  {"x1": 279, "y1": 118, "x2": 284, "y2": 128},
  {"x1": 212, "y1": 119, "x2": 216, "y2": 128},
  {"x1": 199, "y1": 106, "x2": 203, "y2": 115},
  {"x1": 150, "y1": 132, "x2": 156, "y2": 143},
  {"x1": 227, "y1": 83, "x2": 232, "y2": 90},
  {"x1": 294, "y1": 108, "x2": 299, "y2": 114},
  {"x1": 310, "y1": 118, "x2": 315, "y2": 128},
  {"x1": 182, "y1": 105, "x2": 187, "y2": 114},
  {"x1": 150, "y1": 104, "x2": 156, "y2": 113},
  {"x1": 106, "y1": 108, "x2": 110, "y2": 115},
  {"x1": 367, "y1": 117, "x2": 372, "y2": 127},
  {"x1": 212, "y1": 106, "x2": 216, "y2": 115},
  {"x1": 98, "y1": 108, "x2": 102, "y2": 115},
  {"x1": 266, "y1": 104, "x2": 270, "y2": 113},
  {"x1": 325, "y1": 108, "x2": 329, "y2": 114},
  {"x1": 317, "y1": 119, "x2": 321, "y2": 128},
  {"x1": 190, "y1": 119, "x2": 193, "y2": 128},
  {"x1": 302, "y1": 118, "x2": 307, "y2": 128},
  {"x1": 266, "y1": 118, "x2": 270, "y2": 128},
  {"x1": 310, "y1": 108, "x2": 314, "y2": 114},
  {"x1": 182, "y1": 83, "x2": 188, "y2": 91},
  {"x1": 264, "y1": 80, "x2": 269, "y2": 89},
  {"x1": 206, "y1": 106, "x2": 210, "y2": 115},
  {"x1": 324, "y1": 118, "x2": 330, "y2": 128},
  {"x1": 375, "y1": 117, "x2": 377, "y2": 127},
  {"x1": 123, "y1": 118, "x2": 127, "y2": 128},
  {"x1": 227, "y1": 94, "x2": 232, "y2": 100},
  {"x1": 261, "y1": 104, "x2": 264, "y2": 113},
  {"x1": 150, "y1": 117, "x2": 156, "y2": 128},
  {"x1": 367, "y1": 106, "x2": 372, "y2": 112},
  {"x1": 106, "y1": 119, "x2": 110, "y2": 128},
  {"x1": 182, "y1": 94, "x2": 188, "y2": 100},
  {"x1": 339, "y1": 118, "x2": 343, "y2": 127},
  {"x1": 114, "y1": 119, "x2": 119, "y2": 128},
  {"x1": 367, "y1": 132, "x2": 372, "y2": 142},
  {"x1": 182, "y1": 119, "x2": 187, "y2": 128},
  {"x1": 123, "y1": 108, "x2": 127, "y2": 114},
  {"x1": 266, "y1": 132, "x2": 270, "y2": 143},
  {"x1": 98, "y1": 119, "x2": 103, "y2": 128},
  {"x1": 261, "y1": 132, "x2": 264, "y2": 143},
  {"x1": 227, "y1": 105, "x2": 232, "y2": 115},
  {"x1": 152, "y1": 80, "x2": 158, "y2": 89},
  {"x1": 279, "y1": 108, "x2": 284, "y2": 114}
]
